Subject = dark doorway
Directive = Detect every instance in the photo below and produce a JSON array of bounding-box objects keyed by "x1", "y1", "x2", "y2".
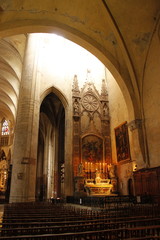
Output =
[
  {"x1": 128, "y1": 178, "x2": 134, "y2": 196},
  {"x1": 36, "y1": 92, "x2": 65, "y2": 201}
]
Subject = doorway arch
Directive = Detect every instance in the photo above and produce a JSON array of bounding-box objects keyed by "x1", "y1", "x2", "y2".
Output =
[{"x1": 36, "y1": 91, "x2": 65, "y2": 201}]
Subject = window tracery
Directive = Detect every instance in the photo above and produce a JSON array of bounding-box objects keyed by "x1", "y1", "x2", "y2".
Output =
[{"x1": 1, "y1": 119, "x2": 9, "y2": 136}]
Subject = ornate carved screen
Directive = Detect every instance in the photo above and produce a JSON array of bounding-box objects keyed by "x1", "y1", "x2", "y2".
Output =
[{"x1": 72, "y1": 75, "x2": 111, "y2": 179}]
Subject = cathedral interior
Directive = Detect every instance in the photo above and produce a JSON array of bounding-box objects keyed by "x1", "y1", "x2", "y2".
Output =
[{"x1": 0, "y1": 0, "x2": 160, "y2": 204}]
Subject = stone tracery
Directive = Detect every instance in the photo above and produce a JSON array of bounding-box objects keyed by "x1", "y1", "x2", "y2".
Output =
[{"x1": 72, "y1": 74, "x2": 117, "y2": 196}]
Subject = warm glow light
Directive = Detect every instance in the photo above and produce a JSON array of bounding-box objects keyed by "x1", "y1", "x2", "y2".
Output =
[{"x1": 38, "y1": 33, "x2": 105, "y2": 90}]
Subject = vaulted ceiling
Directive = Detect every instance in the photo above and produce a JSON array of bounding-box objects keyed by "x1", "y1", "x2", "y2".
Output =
[
  {"x1": 0, "y1": 35, "x2": 26, "y2": 123},
  {"x1": 0, "y1": 0, "x2": 159, "y2": 124}
]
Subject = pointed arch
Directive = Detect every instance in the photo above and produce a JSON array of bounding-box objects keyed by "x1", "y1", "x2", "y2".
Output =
[{"x1": 40, "y1": 86, "x2": 68, "y2": 110}]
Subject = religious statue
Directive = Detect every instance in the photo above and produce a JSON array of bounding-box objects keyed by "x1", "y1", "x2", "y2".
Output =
[
  {"x1": 108, "y1": 164, "x2": 116, "y2": 178},
  {"x1": 73, "y1": 99, "x2": 79, "y2": 115},
  {"x1": 103, "y1": 103, "x2": 108, "y2": 117},
  {"x1": 78, "y1": 162, "x2": 84, "y2": 176}
]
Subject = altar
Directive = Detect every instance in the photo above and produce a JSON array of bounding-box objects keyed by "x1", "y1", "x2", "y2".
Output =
[
  {"x1": 74, "y1": 165, "x2": 117, "y2": 196},
  {"x1": 84, "y1": 177, "x2": 113, "y2": 196}
]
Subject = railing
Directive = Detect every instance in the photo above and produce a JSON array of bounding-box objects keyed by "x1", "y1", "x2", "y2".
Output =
[
  {"x1": 66, "y1": 195, "x2": 136, "y2": 207},
  {"x1": 66, "y1": 195, "x2": 156, "y2": 207}
]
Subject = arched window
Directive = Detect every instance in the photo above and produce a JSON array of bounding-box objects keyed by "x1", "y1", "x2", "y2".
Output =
[{"x1": 1, "y1": 120, "x2": 9, "y2": 136}]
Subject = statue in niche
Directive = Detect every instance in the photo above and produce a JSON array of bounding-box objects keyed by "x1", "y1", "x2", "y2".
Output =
[
  {"x1": 73, "y1": 99, "x2": 79, "y2": 116},
  {"x1": 108, "y1": 164, "x2": 116, "y2": 178},
  {"x1": 103, "y1": 103, "x2": 108, "y2": 117},
  {"x1": 78, "y1": 162, "x2": 84, "y2": 176}
]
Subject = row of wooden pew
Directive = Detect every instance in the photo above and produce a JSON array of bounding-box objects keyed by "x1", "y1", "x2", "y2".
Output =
[{"x1": 0, "y1": 201, "x2": 160, "y2": 239}]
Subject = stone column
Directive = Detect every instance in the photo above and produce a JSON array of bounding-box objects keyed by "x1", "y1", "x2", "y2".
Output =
[
  {"x1": 10, "y1": 34, "x2": 41, "y2": 202},
  {"x1": 42, "y1": 134, "x2": 49, "y2": 200},
  {"x1": 64, "y1": 108, "x2": 73, "y2": 197},
  {"x1": 127, "y1": 119, "x2": 146, "y2": 169},
  {"x1": 36, "y1": 142, "x2": 43, "y2": 201}
]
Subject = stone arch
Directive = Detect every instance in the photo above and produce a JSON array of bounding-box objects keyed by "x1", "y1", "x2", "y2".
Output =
[
  {"x1": 40, "y1": 86, "x2": 68, "y2": 109},
  {"x1": 1, "y1": 25, "x2": 137, "y2": 121},
  {"x1": 0, "y1": 2, "x2": 146, "y2": 198},
  {"x1": 37, "y1": 89, "x2": 66, "y2": 200}
]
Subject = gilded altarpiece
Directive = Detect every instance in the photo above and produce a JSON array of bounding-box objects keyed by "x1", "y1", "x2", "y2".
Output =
[{"x1": 72, "y1": 75, "x2": 113, "y2": 196}]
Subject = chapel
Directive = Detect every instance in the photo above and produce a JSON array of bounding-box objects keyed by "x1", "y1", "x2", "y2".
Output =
[{"x1": 0, "y1": 0, "x2": 160, "y2": 204}]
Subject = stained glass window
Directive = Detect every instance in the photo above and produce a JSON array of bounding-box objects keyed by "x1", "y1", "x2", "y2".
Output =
[{"x1": 1, "y1": 120, "x2": 9, "y2": 135}]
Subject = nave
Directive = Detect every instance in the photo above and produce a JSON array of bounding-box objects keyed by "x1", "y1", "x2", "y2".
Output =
[{"x1": 0, "y1": 197, "x2": 160, "y2": 240}]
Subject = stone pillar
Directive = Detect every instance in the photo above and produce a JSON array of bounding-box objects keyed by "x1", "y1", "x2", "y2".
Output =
[
  {"x1": 42, "y1": 134, "x2": 49, "y2": 200},
  {"x1": 53, "y1": 128, "x2": 58, "y2": 198},
  {"x1": 36, "y1": 143, "x2": 43, "y2": 201},
  {"x1": 64, "y1": 108, "x2": 73, "y2": 197},
  {"x1": 10, "y1": 34, "x2": 41, "y2": 202},
  {"x1": 127, "y1": 119, "x2": 146, "y2": 169}
]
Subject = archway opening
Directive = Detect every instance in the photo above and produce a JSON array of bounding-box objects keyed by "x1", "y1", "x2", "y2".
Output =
[
  {"x1": 36, "y1": 92, "x2": 65, "y2": 201},
  {"x1": 0, "y1": 32, "x2": 141, "y2": 202}
]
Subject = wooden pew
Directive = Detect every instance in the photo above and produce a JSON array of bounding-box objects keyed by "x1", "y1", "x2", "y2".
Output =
[
  {"x1": 1, "y1": 202, "x2": 160, "y2": 240},
  {"x1": 0, "y1": 216, "x2": 131, "y2": 228},
  {"x1": 0, "y1": 226, "x2": 160, "y2": 240},
  {"x1": 1, "y1": 214, "x2": 158, "y2": 228},
  {"x1": 1, "y1": 217, "x2": 160, "y2": 237}
]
